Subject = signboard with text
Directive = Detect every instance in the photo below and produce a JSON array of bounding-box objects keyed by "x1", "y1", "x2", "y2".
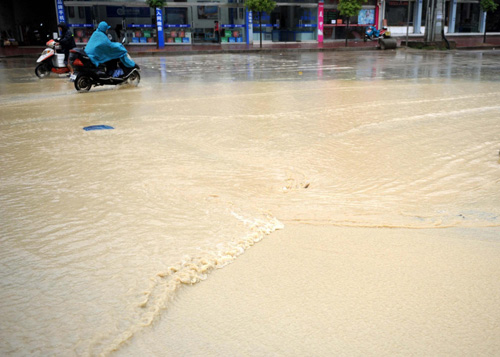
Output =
[
  {"x1": 156, "y1": 7, "x2": 165, "y2": 49},
  {"x1": 358, "y1": 9, "x2": 375, "y2": 25},
  {"x1": 246, "y1": 10, "x2": 253, "y2": 44},
  {"x1": 318, "y1": 1, "x2": 324, "y2": 43},
  {"x1": 55, "y1": 0, "x2": 67, "y2": 24}
]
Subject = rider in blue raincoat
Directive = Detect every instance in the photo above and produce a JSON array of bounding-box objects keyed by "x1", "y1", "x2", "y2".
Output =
[{"x1": 85, "y1": 21, "x2": 136, "y2": 69}]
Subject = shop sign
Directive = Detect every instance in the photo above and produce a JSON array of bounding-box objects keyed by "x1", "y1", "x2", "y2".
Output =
[
  {"x1": 318, "y1": 1, "x2": 324, "y2": 43},
  {"x1": 127, "y1": 24, "x2": 154, "y2": 28},
  {"x1": 246, "y1": 10, "x2": 253, "y2": 45},
  {"x1": 156, "y1": 8, "x2": 165, "y2": 48},
  {"x1": 56, "y1": 0, "x2": 67, "y2": 24},
  {"x1": 68, "y1": 24, "x2": 93, "y2": 28},
  {"x1": 165, "y1": 24, "x2": 191, "y2": 28},
  {"x1": 358, "y1": 9, "x2": 375, "y2": 25},
  {"x1": 106, "y1": 6, "x2": 150, "y2": 18}
]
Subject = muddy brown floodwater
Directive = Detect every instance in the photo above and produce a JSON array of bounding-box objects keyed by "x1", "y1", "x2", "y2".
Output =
[{"x1": 1, "y1": 50, "x2": 499, "y2": 356}]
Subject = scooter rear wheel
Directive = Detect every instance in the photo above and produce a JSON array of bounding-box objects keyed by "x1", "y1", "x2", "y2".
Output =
[
  {"x1": 74, "y1": 74, "x2": 93, "y2": 92},
  {"x1": 35, "y1": 63, "x2": 51, "y2": 78}
]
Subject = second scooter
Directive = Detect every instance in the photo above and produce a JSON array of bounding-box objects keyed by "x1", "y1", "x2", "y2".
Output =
[{"x1": 35, "y1": 39, "x2": 71, "y2": 78}]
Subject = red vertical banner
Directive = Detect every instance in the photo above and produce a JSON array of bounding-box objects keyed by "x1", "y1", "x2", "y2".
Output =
[{"x1": 318, "y1": 1, "x2": 324, "y2": 43}]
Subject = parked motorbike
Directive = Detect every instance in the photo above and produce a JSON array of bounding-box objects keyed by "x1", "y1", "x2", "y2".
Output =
[
  {"x1": 364, "y1": 26, "x2": 390, "y2": 42},
  {"x1": 35, "y1": 39, "x2": 71, "y2": 78},
  {"x1": 69, "y1": 47, "x2": 140, "y2": 92}
]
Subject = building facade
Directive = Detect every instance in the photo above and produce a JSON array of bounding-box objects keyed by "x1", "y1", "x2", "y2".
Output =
[{"x1": 55, "y1": 0, "x2": 498, "y2": 48}]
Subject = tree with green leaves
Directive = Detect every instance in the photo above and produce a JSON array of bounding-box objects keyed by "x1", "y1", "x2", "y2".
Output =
[
  {"x1": 245, "y1": 0, "x2": 276, "y2": 48},
  {"x1": 338, "y1": 0, "x2": 366, "y2": 47},
  {"x1": 147, "y1": 0, "x2": 166, "y2": 48},
  {"x1": 480, "y1": 0, "x2": 499, "y2": 43}
]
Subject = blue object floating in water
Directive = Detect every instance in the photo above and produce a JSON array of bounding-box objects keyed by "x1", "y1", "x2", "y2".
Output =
[{"x1": 83, "y1": 125, "x2": 114, "y2": 131}]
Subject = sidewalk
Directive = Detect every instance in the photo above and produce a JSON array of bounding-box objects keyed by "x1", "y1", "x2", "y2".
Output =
[{"x1": 1, "y1": 34, "x2": 499, "y2": 58}]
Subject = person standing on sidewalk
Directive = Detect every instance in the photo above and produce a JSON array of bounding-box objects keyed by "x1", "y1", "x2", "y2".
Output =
[{"x1": 214, "y1": 21, "x2": 220, "y2": 43}]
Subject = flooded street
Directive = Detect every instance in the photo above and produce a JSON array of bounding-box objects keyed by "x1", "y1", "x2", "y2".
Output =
[{"x1": 1, "y1": 50, "x2": 500, "y2": 356}]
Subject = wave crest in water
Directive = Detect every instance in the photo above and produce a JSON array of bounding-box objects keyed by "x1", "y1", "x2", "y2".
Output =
[{"x1": 90, "y1": 214, "x2": 283, "y2": 356}]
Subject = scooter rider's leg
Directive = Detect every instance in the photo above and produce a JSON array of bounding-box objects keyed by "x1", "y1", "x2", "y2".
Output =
[{"x1": 119, "y1": 53, "x2": 136, "y2": 69}]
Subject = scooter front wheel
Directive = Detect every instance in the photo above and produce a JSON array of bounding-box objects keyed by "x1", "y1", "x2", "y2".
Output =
[
  {"x1": 74, "y1": 74, "x2": 93, "y2": 92},
  {"x1": 127, "y1": 71, "x2": 140, "y2": 87},
  {"x1": 35, "y1": 63, "x2": 51, "y2": 78}
]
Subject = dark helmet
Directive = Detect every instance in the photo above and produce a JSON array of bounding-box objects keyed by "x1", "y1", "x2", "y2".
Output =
[{"x1": 58, "y1": 23, "x2": 68, "y2": 32}]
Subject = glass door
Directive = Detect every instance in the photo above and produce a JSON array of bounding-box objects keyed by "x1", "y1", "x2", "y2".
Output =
[
  {"x1": 270, "y1": 6, "x2": 299, "y2": 42},
  {"x1": 296, "y1": 6, "x2": 318, "y2": 42},
  {"x1": 191, "y1": 5, "x2": 220, "y2": 44},
  {"x1": 269, "y1": 6, "x2": 317, "y2": 42},
  {"x1": 220, "y1": 5, "x2": 246, "y2": 43}
]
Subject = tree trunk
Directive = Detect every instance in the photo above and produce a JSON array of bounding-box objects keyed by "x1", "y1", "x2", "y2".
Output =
[
  {"x1": 259, "y1": 12, "x2": 263, "y2": 48},
  {"x1": 483, "y1": 16, "x2": 487, "y2": 43},
  {"x1": 345, "y1": 18, "x2": 350, "y2": 47}
]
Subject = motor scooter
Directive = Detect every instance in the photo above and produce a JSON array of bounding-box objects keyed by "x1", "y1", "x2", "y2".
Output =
[
  {"x1": 69, "y1": 41, "x2": 140, "y2": 92},
  {"x1": 364, "y1": 26, "x2": 390, "y2": 42},
  {"x1": 35, "y1": 39, "x2": 70, "y2": 78}
]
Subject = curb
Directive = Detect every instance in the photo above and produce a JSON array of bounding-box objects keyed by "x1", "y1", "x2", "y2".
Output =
[{"x1": 130, "y1": 45, "x2": 381, "y2": 57}]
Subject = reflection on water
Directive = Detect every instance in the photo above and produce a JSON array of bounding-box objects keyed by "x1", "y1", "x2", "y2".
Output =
[
  {"x1": 123, "y1": 50, "x2": 499, "y2": 84},
  {"x1": 0, "y1": 50, "x2": 499, "y2": 356}
]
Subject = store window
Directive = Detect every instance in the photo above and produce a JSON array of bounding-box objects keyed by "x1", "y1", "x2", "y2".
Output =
[
  {"x1": 386, "y1": 0, "x2": 413, "y2": 26},
  {"x1": 122, "y1": 7, "x2": 156, "y2": 44},
  {"x1": 66, "y1": 6, "x2": 93, "y2": 44},
  {"x1": 163, "y1": 7, "x2": 192, "y2": 45},
  {"x1": 66, "y1": 4, "x2": 157, "y2": 45},
  {"x1": 296, "y1": 7, "x2": 318, "y2": 41},
  {"x1": 455, "y1": 2, "x2": 480, "y2": 32},
  {"x1": 253, "y1": 12, "x2": 273, "y2": 41},
  {"x1": 220, "y1": 6, "x2": 246, "y2": 43},
  {"x1": 266, "y1": 6, "x2": 317, "y2": 42},
  {"x1": 485, "y1": 6, "x2": 500, "y2": 32},
  {"x1": 165, "y1": 7, "x2": 192, "y2": 44},
  {"x1": 323, "y1": 7, "x2": 375, "y2": 40}
]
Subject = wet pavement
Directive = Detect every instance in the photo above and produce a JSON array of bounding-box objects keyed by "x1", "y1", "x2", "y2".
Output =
[
  {"x1": 1, "y1": 34, "x2": 500, "y2": 59},
  {"x1": 1, "y1": 50, "x2": 500, "y2": 356}
]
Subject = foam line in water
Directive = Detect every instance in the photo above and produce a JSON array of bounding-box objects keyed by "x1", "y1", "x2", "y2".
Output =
[{"x1": 97, "y1": 213, "x2": 284, "y2": 356}]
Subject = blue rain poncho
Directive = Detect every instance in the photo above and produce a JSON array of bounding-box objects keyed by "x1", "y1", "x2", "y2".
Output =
[{"x1": 85, "y1": 21, "x2": 136, "y2": 68}]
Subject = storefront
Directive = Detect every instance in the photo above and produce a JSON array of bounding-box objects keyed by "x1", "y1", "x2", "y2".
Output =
[
  {"x1": 56, "y1": 0, "x2": 494, "y2": 47},
  {"x1": 384, "y1": 0, "x2": 486, "y2": 35},
  {"x1": 163, "y1": 2, "x2": 247, "y2": 45},
  {"x1": 323, "y1": 0, "x2": 377, "y2": 41},
  {"x1": 253, "y1": 3, "x2": 318, "y2": 43},
  {"x1": 61, "y1": 0, "x2": 247, "y2": 46},
  {"x1": 62, "y1": 2, "x2": 157, "y2": 45}
]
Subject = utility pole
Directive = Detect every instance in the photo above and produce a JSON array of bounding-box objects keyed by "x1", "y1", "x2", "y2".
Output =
[{"x1": 424, "y1": 0, "x2": 444, "y2": 42}]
